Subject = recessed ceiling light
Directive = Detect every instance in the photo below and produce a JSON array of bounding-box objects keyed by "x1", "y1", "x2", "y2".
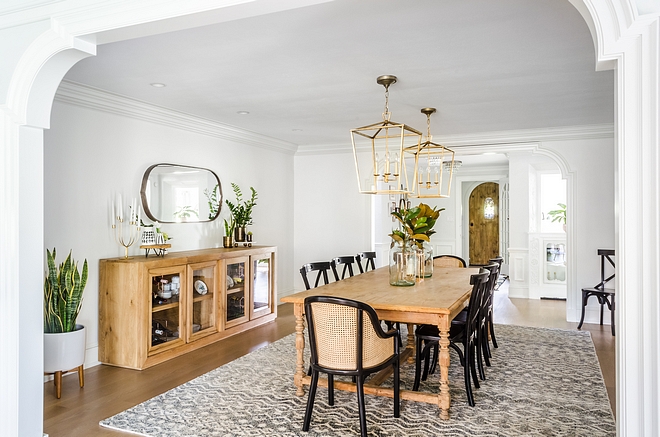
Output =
[
  {"x1": 150, "y1": 83, "x2": 166, "y2": 88},
  {"x1": 237, "y1": 111, "x2": 250, "y2": 115},
  {"x1": 292, "y1": 129, "x2": 303, "y2": 132}
]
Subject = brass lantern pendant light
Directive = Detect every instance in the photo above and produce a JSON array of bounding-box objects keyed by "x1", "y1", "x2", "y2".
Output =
[
  {"x1": 405, "y1": 107, "x2": 456, "y2": 198},
  {"x1": 351, "y1": 75, "x2": 423, "y2": 195}
]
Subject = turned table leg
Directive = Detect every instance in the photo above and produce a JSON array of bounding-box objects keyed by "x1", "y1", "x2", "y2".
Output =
[
  {"x1": 406, "y1": 323, "x2": 415, "y2": 363},
  {"x1": 437, "y1": 315, "x2": 451, "y2": 419},
  {"x1": 293, "y1": 303, "x2": 306, "y2": 397}
]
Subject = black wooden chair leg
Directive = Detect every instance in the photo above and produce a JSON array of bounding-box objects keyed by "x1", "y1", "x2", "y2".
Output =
[
  {"x1": 328, "y1": 374, "x2": 334, "y2": 406},
  {"x1": 464, "y1": 346, "x2": 475, "y2": 407},
  {"x1": 599, "y1": 297, "x2": 605, "y2": 325},
  {"x1": 413, "y1": 336, "x2": 424, "y2": 391},
  {"x1": 476, "y1": 336, "x2": 486, "y2": 381},
  {"x1": 469, "y1": 343, "x2": 480, "y2": 389},
  {"x1": 489, "y1": 316, "x2": 498, "y2": 349},
  {"x1": 577, "y1": 291, "x2": 588, "y2": 329},
  {"x1": 393, "y1": 361, "x2": 400, "y2": 418},
  {"x1": 303, "y1": 371, "x2": 319, "y2": 431},
  {"x1": 356, "y1": 377, "x2": 368, "y2": 437},
  {"x1": 611, "y1": 297, "x2": 616, "y2": 336}
]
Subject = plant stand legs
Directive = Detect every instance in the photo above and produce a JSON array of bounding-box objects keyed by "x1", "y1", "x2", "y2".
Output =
[{"x1": 46, "y1": 365, "x2": 85, "y2": 399}]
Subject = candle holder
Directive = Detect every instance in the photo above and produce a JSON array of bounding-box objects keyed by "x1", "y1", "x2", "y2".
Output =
[{"x1": 112, "y1": 195, "x2": 141, "y2": 259}]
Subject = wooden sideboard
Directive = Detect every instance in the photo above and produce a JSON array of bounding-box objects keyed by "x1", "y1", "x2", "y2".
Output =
[{"x1": 99, "y1": 246, "x2": 277, "y2": 370}]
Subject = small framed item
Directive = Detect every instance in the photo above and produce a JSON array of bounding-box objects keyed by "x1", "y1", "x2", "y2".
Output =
[{"x1": 194, "y1": 279, "x2": 208, "y2": 295}]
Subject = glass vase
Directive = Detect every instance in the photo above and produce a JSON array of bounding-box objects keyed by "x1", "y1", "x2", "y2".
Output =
[
  {"x1": 389, "y1": 240, "x2": 418, "y2": 286},
  {"x1": 421, "y1": 241, "x2": 433, "y2": 278}
]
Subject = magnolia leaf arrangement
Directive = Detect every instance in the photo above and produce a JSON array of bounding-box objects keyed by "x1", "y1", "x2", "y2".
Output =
[
  {"x1": 44, "y1": 248, "x2": 88, "y2": 333},
  {"x1": 225, "y1": 183, "x2": 258, "y2": 228},
  {"x1": 390, "y1": 203, "x2": 444, "y2": 249}
]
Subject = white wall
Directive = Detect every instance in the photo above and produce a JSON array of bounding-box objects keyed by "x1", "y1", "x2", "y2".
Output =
[
  {"x1": 292, "y1": 151, "x2": 371, "y2": 291},
  {"x1": 44, "y1": 97, "x2": 296, "y2": 368}
]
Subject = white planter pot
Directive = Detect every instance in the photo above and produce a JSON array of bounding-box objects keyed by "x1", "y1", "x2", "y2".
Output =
[{"x1": 44, "y1": 324, "x2": 86, "y2": 373}]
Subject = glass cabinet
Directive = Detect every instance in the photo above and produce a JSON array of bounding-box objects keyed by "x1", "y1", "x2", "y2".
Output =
[
  {"x1": 149, "y1": 265, "x2": 186, "y2": 352},
  {"x1": 225, "y1": 256, "x2": 249, "y2": 328},
  {"x1": 545, "y1": 241, "x2": 567, "y2": 283},
  {"x1": 188, "y1": 261, "x2": 218, "y2": 340},
  {"x1": 251, "y1": 254, "x2": 273, "y2": 319}
]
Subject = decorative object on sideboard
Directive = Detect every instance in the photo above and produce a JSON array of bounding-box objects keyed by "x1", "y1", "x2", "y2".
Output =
[
  {"x1": 44, "y1": 248, "x2": 88, "y2": 399},
  {"x1": 225, "y1": 183, "x2": 258, "y2": 246},
  {"x1": 223, "y1": 218, "x2": 234, "y2": 248},
  {"x1": 350, "y1": 75, "x2": 423, "y2": 195},
  {"x1": 140, "y1": 163, "x2": 222, "y2": 224},
  {"x1": 112, "y1": 194, "x2": 141, "y2": 259},
  {"x1": 139, "y1": 220, "x2": 172, "y2": 257}
]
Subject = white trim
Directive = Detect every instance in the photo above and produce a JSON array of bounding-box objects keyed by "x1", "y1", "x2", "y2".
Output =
[
  {"x1": 55, "y1": 80, "x2": 299, "y2": 155},
  {"x1": 296, "y1": 125, "x2": 614, "y2": 156}
]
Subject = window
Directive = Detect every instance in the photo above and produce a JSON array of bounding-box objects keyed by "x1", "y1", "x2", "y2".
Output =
[{"x1": 484, "y1": 197, "x2": 495, "y2": 220}]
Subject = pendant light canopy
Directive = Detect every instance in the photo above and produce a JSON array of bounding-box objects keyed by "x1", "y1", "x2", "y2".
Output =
[
  {"x1": 405, "y1": 108, "x2": 456, "y2": 199},
  {"x1": 351, "y1": 75, "x2": 423, "y2": 195}
]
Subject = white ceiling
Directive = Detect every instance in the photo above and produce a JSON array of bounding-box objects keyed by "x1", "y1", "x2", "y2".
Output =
[{"x1": 64, "y1": 0, "x2": 613, "y2": 155}]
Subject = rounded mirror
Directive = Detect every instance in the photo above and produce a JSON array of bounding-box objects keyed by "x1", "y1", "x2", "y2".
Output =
[{"x1": 140, "y1": 164, "x2": 222, "y2": 223}]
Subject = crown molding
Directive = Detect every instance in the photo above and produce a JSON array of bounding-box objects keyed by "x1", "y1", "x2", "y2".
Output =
[
  {"x1": 54, "y1": 79, "x2": 298, "y2": 154},
  {"x1": 296, "y1": 124, "x2": 614, "y2": 156}
]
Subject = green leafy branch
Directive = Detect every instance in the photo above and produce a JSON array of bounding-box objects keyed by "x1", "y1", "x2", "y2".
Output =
[
  {"x1": 225, "y1": 183, "x2": 258, "y2": 227},
  {"x1": 389, "y1": 203, "x2": 443, "y2": 249}
]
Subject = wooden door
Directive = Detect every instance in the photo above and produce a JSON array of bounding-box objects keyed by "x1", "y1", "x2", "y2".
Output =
[{"x1": 469, "y1": 182, "x2": 500, "y2": 265}]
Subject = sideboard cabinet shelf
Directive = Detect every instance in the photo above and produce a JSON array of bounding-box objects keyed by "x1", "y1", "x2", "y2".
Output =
[{"x1": 99, "y1": 246, "x2": 277, "y2": 370}]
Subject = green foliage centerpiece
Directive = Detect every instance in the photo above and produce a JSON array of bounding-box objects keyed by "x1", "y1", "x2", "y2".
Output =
[{"x1": 389, "y1": 202, "x2": 443, "y2": 282}]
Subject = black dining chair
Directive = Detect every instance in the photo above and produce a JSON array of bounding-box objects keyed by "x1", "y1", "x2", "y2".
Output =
[
  {"x1": 330, "y1": 256, "x2": 357, "y2": 280},
  {"x1": 303, "y1": 296, "x2": 400, "y2": 437},
  {"x1": 355, "y1": 252, "x2": 376, "y2": 274},
  {"x1": 300, "y1": 262, "x2": 338, "y2": 290},
  {"x1": 578, "y1": 249, "x2": 615, "y2": 336},
  {"x1": 413, "y1": 269, "x2": 490, "y2": 407}
]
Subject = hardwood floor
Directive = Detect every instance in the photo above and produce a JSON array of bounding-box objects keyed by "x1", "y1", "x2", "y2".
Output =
[{"x1": 43, "y1": 280, "x2": 615, "y2": 436}]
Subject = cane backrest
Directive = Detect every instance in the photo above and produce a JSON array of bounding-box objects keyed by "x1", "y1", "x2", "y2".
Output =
[{"x1": 433, "y1": 254, "x2": 467, "y2": 268}]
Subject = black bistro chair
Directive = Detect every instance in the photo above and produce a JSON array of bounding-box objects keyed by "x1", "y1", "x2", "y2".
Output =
[
  {"x1": 355, "y1": 252, "x2": 376, "y2": 274},
  {"x1": 330, "y1": 256, "x2": 357, "y2": 280},
  {"x1": 578, "y1": 249, "x2": 615, "y2": 336},
  {"x1": 300, "y1": 262, "x2": 337, "y2": 290},
  {"x1": 413, "y1": 269, "x2": 490, "y2": 407},
  {"x1": 303, "y1": 296, "x2": 400, "y2": 437}
]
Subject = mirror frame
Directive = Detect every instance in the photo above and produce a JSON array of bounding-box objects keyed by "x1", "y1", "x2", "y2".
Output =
[{"x1": 140, "y1": 163, "x2": 222, "y2": 224}]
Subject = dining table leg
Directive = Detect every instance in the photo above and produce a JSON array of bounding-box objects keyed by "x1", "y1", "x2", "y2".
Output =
[
  {"x1": 437, "y1": 314, "x2": 451, "y2": 419},
  {"x1": 406, "y1": 323, "x2": 415, "y2": 363},
  {"x1": 293, "y1": 303, "x2": 306, "y2": 396}
]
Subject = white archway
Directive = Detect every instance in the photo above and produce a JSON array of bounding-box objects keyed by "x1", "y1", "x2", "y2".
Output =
[{"x1": 1, "y1": 1, "x2": 658, "y2": 435}]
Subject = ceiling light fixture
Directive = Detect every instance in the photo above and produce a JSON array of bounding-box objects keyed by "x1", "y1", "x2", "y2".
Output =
[
  {"x1": 236, "y1": 111, "x2": 250, "y2": 115},
  {"x1": 405, "y1": 108, "x2": 456, "y2": 198},
  {"x1": 150, "y1": 83, "x2": 166, "y2": 88},
  {"x1": 350, "y1": 75, "x2": 422, "y2": 195},
  {"x1": 442, "y1": 160, "x2": 462, "y2": 172}
]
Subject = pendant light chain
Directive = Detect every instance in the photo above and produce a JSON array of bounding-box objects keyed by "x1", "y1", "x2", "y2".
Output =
[{"x1": 382, "y1": 85, "x2": 391, "y2": 122}]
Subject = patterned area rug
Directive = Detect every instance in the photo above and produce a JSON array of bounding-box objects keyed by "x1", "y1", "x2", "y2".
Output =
[{"x1": 100, "y1": 325, "x2": 615, "y2": 436}]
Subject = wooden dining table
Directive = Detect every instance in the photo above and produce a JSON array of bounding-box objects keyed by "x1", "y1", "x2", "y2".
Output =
[{"x1": 280, "y1": 266, "x2": 478, "y2": 419}]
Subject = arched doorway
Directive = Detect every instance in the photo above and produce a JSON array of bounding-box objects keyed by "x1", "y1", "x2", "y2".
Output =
[{"x1": 468, "y1": 182, "x2": 499, "y2": 265}]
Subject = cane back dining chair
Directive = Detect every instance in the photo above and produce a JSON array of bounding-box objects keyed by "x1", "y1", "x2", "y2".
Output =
[
  {"x1": 300, "y1": 262, "x2": 338, "y2": 290},
  {"x1": 330, "y1": 256, "x2": 357, "y2": 280},
  {"x1": 355, "y1": 252, "x2": 376, "y2": 274},
  {"x1": 578, "y1": 249, "x2": 615, "y2": 336},
  {"x1": 413, "y1": 269, "x2": 490, "y2": 407},
  {"x1": 303, "y1": 296, "x2": 400, "y2": 437},
  {"x1": 433, "y1": 254, "x2": 467, "y2": 268}
]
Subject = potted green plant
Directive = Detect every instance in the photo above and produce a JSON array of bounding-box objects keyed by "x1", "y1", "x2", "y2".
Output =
[
  {"x1": 43, "y1": 248, "x2": 88, "y2": 398},
  {"x1": 225, "y1": 183, "x2": 258, "y2": 242},
  {"x1": 547, "y1": 203, "x2": 567, "y2": 231},
  {"x1": 390, "y1": 202, "x2": 443, "y2": 281},
  {"x1": 223, "y1": 219, "x2": 234, "y2": 248}
]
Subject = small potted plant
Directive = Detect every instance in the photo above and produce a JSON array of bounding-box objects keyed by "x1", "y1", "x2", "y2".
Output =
[
  {"x1": 223, "y1": 219, "x2": 234, "y2": 248},
  {"x1": 43, "y1": 248, "x2": 88, "y2": 398},
  {"x1": 225, "y1": 183, "x2": 258, "y2": 242},
  {"x1": 547, "y1": 203, "x2": 567, "y2": 231}
]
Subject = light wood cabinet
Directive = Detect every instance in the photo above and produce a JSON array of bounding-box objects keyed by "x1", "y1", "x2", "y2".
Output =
[{"x1": 99, "y1": 246, "x2": 277, "y2": 370}]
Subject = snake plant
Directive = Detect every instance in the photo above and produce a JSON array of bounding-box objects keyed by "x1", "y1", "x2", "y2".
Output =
[{"x1": 44, "y1": 248, "x2": 88, "y2": 333}]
